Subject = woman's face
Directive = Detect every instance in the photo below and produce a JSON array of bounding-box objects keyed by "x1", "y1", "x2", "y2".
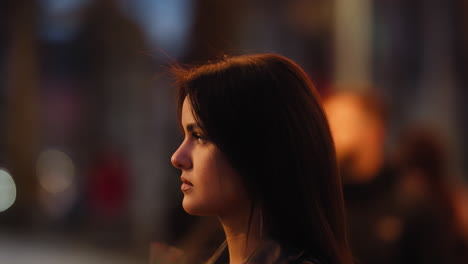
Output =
[{"x1": 171, "y1": 98, "x2": 249, "y2": 216}]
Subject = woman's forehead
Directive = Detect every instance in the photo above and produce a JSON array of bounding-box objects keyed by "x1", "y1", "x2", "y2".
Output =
[
  {"x1": 181, "y1": 97, "x2": 204, "y2": 131},
  {"x1": 181, "y1": 98, "x2": 195, "y2": 125}
]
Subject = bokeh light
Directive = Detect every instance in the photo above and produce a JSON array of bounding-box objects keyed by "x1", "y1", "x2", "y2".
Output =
[
  {"x1": 0, "y1": 168, "x2": 17, "y2": 212},
  {"x1": 36, "y1": 149, "x2": 75, "y2": 194}
]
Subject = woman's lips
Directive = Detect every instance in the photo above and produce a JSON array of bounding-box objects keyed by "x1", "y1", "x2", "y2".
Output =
[
  {"x1": 180, "y1": 176, "x2": 193, "y2": 191},
  {"x1": 181, "y1": 183, "x2": 192, "y2": 191}
]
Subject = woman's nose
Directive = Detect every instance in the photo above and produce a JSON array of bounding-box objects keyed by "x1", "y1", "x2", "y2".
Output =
[{"x1": 171, "y1": 143, "x2": 192, "y2": 170}]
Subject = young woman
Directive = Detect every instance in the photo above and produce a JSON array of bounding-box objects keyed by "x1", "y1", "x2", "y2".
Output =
[{"x1": 171, "y1": 54, "x2": 353, "y2": 264}]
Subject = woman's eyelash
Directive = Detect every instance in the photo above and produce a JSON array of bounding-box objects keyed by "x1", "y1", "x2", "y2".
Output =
[{"x1": 191, "y1": 132, "x2": 207, "y2": 143}]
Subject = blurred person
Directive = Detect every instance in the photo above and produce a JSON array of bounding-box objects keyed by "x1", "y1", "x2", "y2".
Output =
[
  {"x1": 393, "y1": 128, "x2": 468, "y2": 263},
  {"x1": 324, "y1": 92, "x2": 467, "y2": 264},
  {"x1": 87, "y1": 146, "x2": 130, "y2": 245},
  {"x1": 78, "y1": 0, "x2": 168, "y2": 249},
  {"x1": 394, "y1": 128, "x2": 455, "y2": 208},
  {"x1": 453, "y1": 186, "x2": 468, "y2": 259},
  {"x1": 170, "y1": 54, "x2": 354, "y2": 264},
  {"x1": 323, "y1": 92, "x2": 403, "y2": 264}
]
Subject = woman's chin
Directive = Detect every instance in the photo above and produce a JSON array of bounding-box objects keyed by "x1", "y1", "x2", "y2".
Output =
[
  {"x1": 182, "y1": 199, "x2": 214, "y2": 216},
  {"x1": 182, "y1": 198, "x2": 200, "y2": 215}
]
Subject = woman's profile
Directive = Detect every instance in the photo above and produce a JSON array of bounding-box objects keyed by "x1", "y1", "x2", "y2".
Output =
[{"x1": 171, "y1": 54, "x2": 353, "y2": 264}]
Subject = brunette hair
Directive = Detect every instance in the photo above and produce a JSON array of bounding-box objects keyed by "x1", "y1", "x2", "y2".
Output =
[{"x1": 172, "y1": 54, "x2": 353, "y2": 264}]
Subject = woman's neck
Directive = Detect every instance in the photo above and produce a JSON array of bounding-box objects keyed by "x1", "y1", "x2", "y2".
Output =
[{"x1": 219, "y1": 207, "x2": 263, "y2": 264}]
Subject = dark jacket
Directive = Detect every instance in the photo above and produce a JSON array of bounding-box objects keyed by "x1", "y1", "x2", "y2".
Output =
[{"x1": 212, "y1": 240, "x2": 325, "y2": 264}]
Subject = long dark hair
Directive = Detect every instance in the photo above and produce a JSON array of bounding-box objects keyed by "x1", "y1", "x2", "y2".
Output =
[{"x1": 172, "y1": 54, "x2": 353, "y2": 264}]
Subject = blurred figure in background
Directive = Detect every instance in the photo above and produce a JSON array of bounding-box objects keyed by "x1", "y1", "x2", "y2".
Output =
[
  {"x1": 87, "y1": 146, "x2": 130, "y2": 246},
  {"x1": 324, "y1": 91, "x2": 467, "y2": 264},
  {"x1": 393, "y1": 128, "x2": 468, "y2": 263},
  {"x1": 453, "y1": 186, "x2": 468, "y2": 261},
  {"x1": 324, "y1": 91, "x2": 400, "y2": 264}
]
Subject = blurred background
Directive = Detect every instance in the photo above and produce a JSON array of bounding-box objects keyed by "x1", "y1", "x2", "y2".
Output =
[{"x1": 0, "y1": 0, "x2": 466, "y2": 263}]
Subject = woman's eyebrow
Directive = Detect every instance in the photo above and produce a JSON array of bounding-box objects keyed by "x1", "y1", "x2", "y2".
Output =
[{"x1": 186, "y1": 123, "x2": 200, "y2": 132}]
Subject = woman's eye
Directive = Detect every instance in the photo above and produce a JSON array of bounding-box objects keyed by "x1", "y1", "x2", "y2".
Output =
[{"x1": 191, "y1": 132, "x2": 207, "y2": 144}]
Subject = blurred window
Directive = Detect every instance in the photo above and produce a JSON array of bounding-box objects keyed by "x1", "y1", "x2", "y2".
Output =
[
  {"x1": 118, "y1": 0, "x2": 194, "y2": 59},
  {"x1": 39, "y1": 0, "x2": 90, "y2": 42}
]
